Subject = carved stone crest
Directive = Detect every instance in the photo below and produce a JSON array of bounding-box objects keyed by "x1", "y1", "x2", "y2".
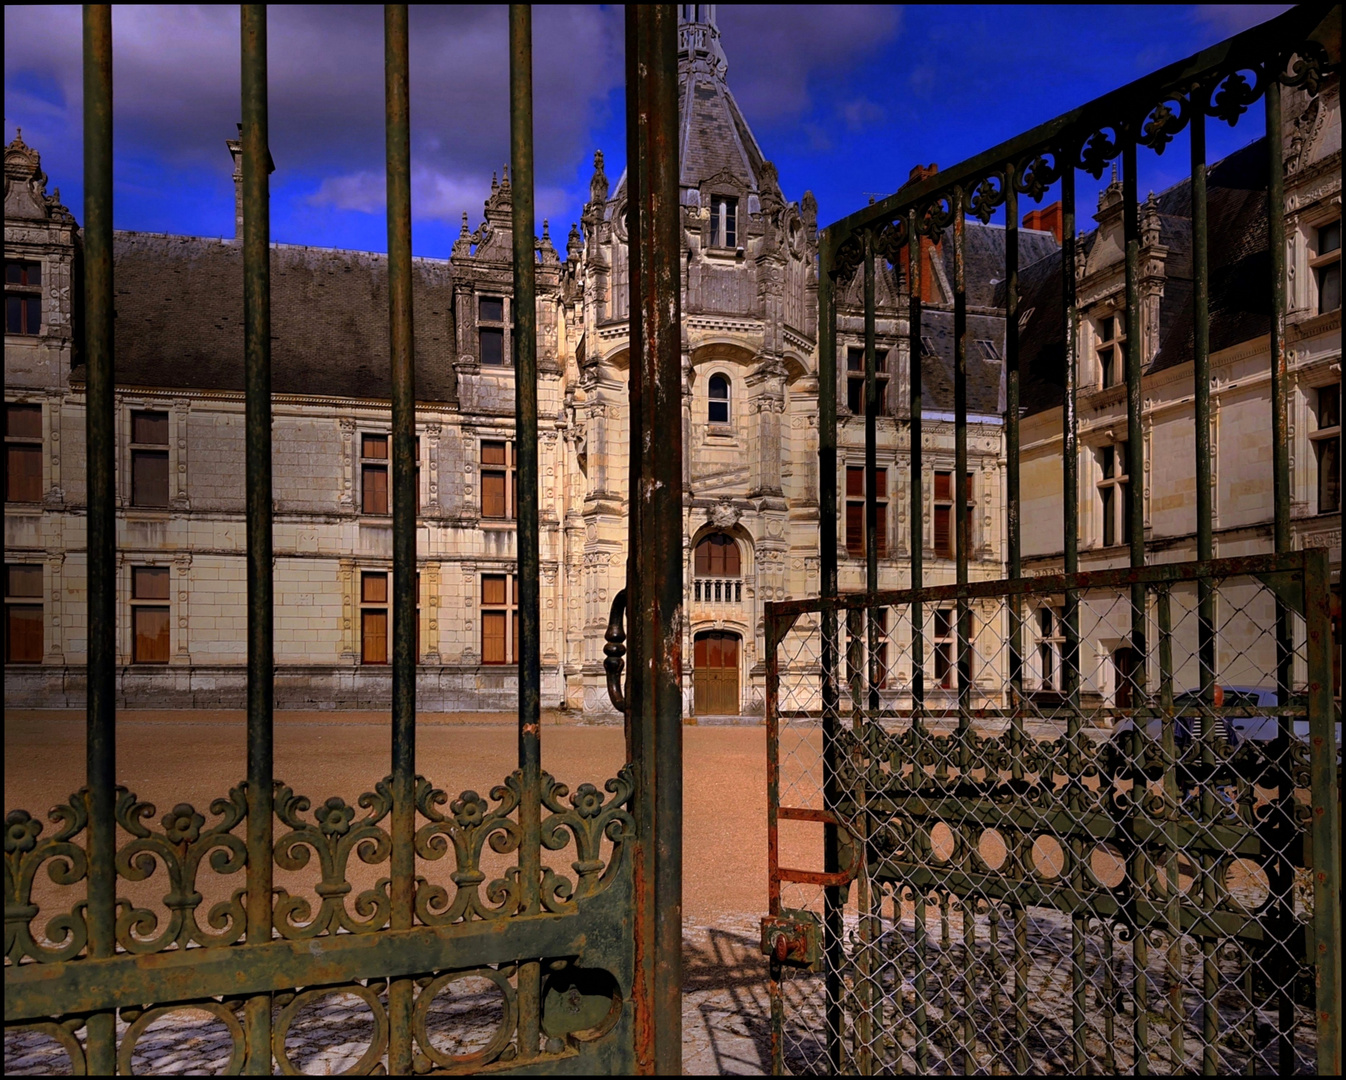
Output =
[{"x1": 710, "y1": 500, "x2": 740, "y2": 529}]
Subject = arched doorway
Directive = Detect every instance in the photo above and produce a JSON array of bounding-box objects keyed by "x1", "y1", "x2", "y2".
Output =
[{"x1": 693, "y1": 630, "x2": 740, "y2": 715}]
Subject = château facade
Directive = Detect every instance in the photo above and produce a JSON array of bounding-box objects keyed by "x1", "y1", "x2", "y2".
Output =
[{"x1": 3, "y1": 8, "x2": 1010, "y2": 716}]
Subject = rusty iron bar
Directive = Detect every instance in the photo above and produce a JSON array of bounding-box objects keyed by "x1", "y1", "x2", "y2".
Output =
[
  {"x1": 907, "y1": 211, "x2": 925, "y2": 732},
  {"x1": 1004, "y1": 167, "x2": 1023, "y2": 780},
  {"x1": 240, "y1": 5, "x2": 276, "y2": 1073},
  {"x1": 1305, "y1": 547, "x2": 1343, "y2": 1075},
  {"x1": 624, "y1": 5, "x2": 683, "y2": 1072},
  {"x1": 816, "y1": 232, "x2": 845, "y2": 1073},
  {"x1": 383, "y1": 5, "x2": 416, "y2": 1073},
  {"x1": 509, "y1": 2, "x2": 544, "y2": 1063},
  {"x1": 953, "y1": 188, "x2": 971, "y2": 768},
  {"x1": 80, "y1": 5, "x2": 116, "y2": 1074}
]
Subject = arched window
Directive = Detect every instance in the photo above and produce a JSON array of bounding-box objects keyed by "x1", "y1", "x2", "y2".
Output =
[
  {"x1": 694, "y1": 533, "x2": 740, "y2": 577},
  {"x1": 708, "y1": 374, "x2": 730, "y2": 424},
  {"x1": 693, "y1": 533, "x2": 741, "y2": 603}
]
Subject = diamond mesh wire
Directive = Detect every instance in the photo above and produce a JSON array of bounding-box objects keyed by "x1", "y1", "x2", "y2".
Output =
[{"x1": 768, "y1": 569, "x2": 1332, "y2": 1075}]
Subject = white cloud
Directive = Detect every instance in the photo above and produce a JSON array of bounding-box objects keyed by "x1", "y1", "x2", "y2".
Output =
[
  {"x1": 717, "y1": 5, "x2": 901, "y2": 124},
  {"x1": 4, "y1": 5, "x2": 622, "y2": 223}
]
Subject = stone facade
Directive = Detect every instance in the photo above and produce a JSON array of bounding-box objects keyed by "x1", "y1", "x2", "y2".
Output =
[
  {"x1": 19, "y1": 13, "x2": 1336, "y2": 715},
  {"x1": 7, "y1": 10, "x2": 1013, "y2": 715},
  {"x1": 1016, "y1": 73, "x2": 1342, "y2": 702}
]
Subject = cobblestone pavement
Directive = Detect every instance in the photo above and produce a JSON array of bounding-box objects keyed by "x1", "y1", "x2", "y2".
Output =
[{"x1": 3, "y1": 918, "x2": 774, "y2": 1076}]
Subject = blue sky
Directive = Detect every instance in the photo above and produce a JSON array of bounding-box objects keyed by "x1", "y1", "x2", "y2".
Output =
[{"x1": 4, "y1": 5, "x2": 1290, "y2": 256}]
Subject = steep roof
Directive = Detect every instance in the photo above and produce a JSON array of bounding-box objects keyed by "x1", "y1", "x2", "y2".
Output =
[
  {"x1": 80, "y1": 233, "x2": 457, "y2": 403},
  {"x1": 1018, "y1": 138, "x2": 1270, "y2": 416}
]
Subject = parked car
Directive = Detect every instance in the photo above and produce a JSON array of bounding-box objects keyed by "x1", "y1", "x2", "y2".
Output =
[{"x1": 1111, "y1": 685, "x2": 1340, "y2": 748}]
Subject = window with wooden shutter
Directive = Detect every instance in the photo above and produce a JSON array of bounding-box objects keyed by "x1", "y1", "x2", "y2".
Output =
[
  {"x1": 481, "y1": 573, "x2": 518, "y2": 664},
  {"x1": 130, "y1": 411, "x2": 170, "y2": 508},
  {"x1": 481, "y1": 440, "x2": 516, "y2": 520},
  {"x1": 5, "y1": 403, "x2": 42, "y2": 504},
  {"x1": 361, "y1": 435, "x2": 389, "y2": 515},
  {"x1": 131, "y1": 566, "x2": 170, "y2": 663},
  {"x1": 5, "y1": 563, "x2": 43, "y2": 663}
]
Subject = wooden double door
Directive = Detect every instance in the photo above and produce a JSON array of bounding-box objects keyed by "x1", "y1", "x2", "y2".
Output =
[{"x1": 693, "y1": 630, "x2": 740, "y2": 715}]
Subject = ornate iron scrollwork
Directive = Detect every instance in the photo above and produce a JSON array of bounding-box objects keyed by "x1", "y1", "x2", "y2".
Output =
[{"x1": 604, "y1": 588, "x2": 628, "y2": 713}]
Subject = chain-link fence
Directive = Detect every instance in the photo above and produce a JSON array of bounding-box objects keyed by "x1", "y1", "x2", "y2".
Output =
[{"x1": 765, "y1": 552, "x2": 1339, "y2": 1075}]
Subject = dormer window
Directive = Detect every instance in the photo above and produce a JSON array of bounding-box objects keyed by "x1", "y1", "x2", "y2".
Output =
[
  {"x1": 5, "y1": 261, "x2": 41, "y2": 336},
  {"x1": 1094, "y1": 313, "x2": 1124, "y2": 389},
  {"x1": 710, "y1": 196, "x2": 737, "y2": 249},
  {"x1": 708, "y1": 374, "x2": 730, "y2": 425},
  {"x1": 479, "y1": 295, "x2": 506, "y2": 367}
]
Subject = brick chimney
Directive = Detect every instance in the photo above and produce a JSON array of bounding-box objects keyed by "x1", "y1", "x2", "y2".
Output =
[
  {"x1": 226, "y1": 124, "x2": 243, "y2": 240},
  {"x1": 1022, "y1": 201, "x2": 1063, "y2": 243},
  {"x1": 901, "y1": 163, "x2": 941, "y2": 303}
]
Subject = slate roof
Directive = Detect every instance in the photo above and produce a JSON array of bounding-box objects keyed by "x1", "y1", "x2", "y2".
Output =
[
  {"x1": 78, "y1": 233, "x2": 458, "y2": 403},
  {"x1": 1017, "y1": 137, "x2": 1270, "y2": 417},
  {"x1": 915, "y1": 223, "x2": 1058, "y2": 414},
  {"x1": 678, "y1": 69, "x2": 768, "y2": 194}
]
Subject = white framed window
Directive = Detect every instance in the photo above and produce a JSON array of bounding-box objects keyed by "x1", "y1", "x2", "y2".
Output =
[
  {"x1": 1037, "y1": 607, "x2": 1065, "y2": 691},
  {"x1": 933, "y1": 608, "x2": 955, "y2": 690},
  {"x1": 707, "y1": 373, "x2": 731, "y2": 426},
  {"x1": 1311, "y1": 384, "x2": 1340, "y2": 515},
  {"x1": 1096, "y1": 442, "x2": 1130, "y2": 548},
  {"x1": 710, "y1": 195, "x2": 738, "y2": 248}
]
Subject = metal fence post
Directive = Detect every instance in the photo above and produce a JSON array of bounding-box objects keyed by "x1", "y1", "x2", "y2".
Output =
[
  {"x1": 384, "y1": 5, "x2": 416, "y2": 1073},
  {"x1": 240, "y1": 5, "x2": 276, "y2": 1072},
  {"x1": 81, "y1": 6, "x2": 117, "y2": 1073},
  {"x1": 509, "y1": 2, "x2": 544, "y2": 1062},
  {"x1": 625, "y1": 5, "x2": 683, "y2": 1072}
]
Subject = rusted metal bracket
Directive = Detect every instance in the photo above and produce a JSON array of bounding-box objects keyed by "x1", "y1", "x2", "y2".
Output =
[
  {"x1": 604, "y1": 588, "x2": 628, "y2": 712},
  {"x1": 761, "y1": 908, "x2": 822, "y2": 971},
  {"x1": 774, "y1": 806, "x2": 863, "y2": 889},
  {"x1": 1254, "y1": 570, "x2": 1306, "y2": 617}
]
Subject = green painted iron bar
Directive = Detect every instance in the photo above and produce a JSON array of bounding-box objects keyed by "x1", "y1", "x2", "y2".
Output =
[
  {"x1": 863, "y1": 230, "x2": 879, "y2": 714},
  {"x1": 1120, "y1": 137, "x2": 1153, "y2": 1074},
  {"x1": 823, "y1": 3, "x2": 1327, "y2": 244},
  {"x1": 1266, "y1": 63, "x2": 1298, "y2": 1068},
  {"x1": 1060, "y1": 164, "x2": 1081, "y2": 713},
  {"x1": 815, "y1": 236, "x2": 844, "y2": 1074},
  {"x1": 81, "y1": 5, "x2": 116, "y2": 1074},
  {"x1": 240, "y1": 6, "x2": 275, "y2": 1073},
  {"x1": 1189, "y1": 107, "x2": 1223, "y2": 1067},
  {"x1": 624, "y1": 6, "x2": 683, "y2": 1071},
  {"x1": 1004, "y1": 172, "x2": 1023, "y2": 782},
  {"x1": 953, "y1": 188, "x2": 971, "y2": 756},
  {"x1": 508, "y1": 3, "x2": 543, "y2": 1062},
  {"x1": 907, "y1": 212, "x2": 925, "y2": 727},
  {"x1": 383, "y1": 5, "x2": 415, "y2": 1074}
]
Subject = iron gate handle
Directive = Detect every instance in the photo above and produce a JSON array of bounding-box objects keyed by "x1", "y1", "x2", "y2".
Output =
[{"x1": 604, "y1": 588, "x2": 628, "y2": 712}]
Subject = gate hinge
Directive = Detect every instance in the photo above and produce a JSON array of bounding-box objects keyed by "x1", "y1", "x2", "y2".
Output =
[{"x1": 761, "y1": 908, "x2": 822, "y2": 971}]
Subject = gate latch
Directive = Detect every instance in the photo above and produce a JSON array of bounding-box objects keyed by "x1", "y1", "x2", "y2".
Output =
[{"x1": 760, "y1": 908, "x2": 821, "y2": 971}]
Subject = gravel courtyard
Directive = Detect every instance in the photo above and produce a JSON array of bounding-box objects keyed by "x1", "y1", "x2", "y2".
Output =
[{"x1": 4, "y1": 710, "x2": 778, "y2": 1075}]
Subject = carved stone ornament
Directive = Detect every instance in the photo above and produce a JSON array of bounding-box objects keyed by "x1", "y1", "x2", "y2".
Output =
[{"x1": 710, "y1": 500, "x2": 741, "y2": 529}]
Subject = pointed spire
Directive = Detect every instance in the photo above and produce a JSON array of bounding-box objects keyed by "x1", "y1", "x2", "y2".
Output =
[{"x1": 678, "y1": 4, "x2": 727, "y2": 76}]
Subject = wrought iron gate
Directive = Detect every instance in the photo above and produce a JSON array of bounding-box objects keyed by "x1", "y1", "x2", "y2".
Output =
[
  {"x1": 764, "y1": 5, "x2": 1340, "y2": 1075},
  {"x1": 4, "y1": 4, "x2": 684, "y2": 1074}
]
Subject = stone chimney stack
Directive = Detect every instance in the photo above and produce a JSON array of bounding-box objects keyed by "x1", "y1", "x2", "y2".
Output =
[
  {"x1": 226, "y1": 124, "x2": 243, "y2": 240},
  {"x1": 904, "y1": 163, "x2": 941, "y2": 304}
]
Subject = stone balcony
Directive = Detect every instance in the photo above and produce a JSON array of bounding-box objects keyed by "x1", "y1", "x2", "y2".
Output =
[{"x1": 692, "y1": 577, "x2": 743, "y2": 605}]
